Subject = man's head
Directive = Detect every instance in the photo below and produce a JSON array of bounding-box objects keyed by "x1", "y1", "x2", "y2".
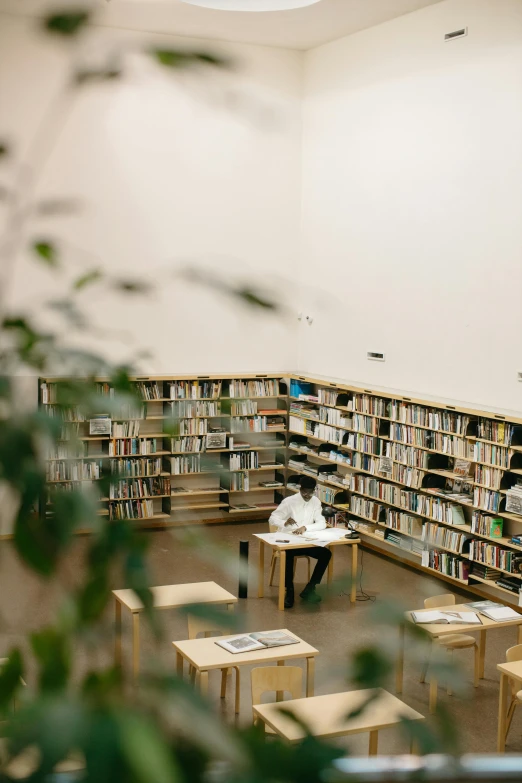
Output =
[{"x1": 299, "y1": 476, "x2": 316, "y2": 502}]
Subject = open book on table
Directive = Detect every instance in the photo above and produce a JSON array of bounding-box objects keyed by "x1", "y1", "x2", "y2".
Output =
[
  {"x1": 215, "y1": 631, "x2": 299, "y2": 654},
  {"x1": 479, "y1": 606, "x2": 521, "y2": 622},
  {"x1": 411, "y1": 610, "x2": 482, "y2": 625}
]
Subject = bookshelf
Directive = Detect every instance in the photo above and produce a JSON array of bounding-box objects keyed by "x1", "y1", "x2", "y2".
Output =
[
  {"x1": 287, "y1": 374, "x2": 522, "y2": 606},
  {"x1": 39, "y1": 374, "x2": 289, "y2": 530}
]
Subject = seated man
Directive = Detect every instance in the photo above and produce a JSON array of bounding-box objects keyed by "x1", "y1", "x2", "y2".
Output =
[{"x1": 269, "y1": 476, "x2": 331, "y2": 608}]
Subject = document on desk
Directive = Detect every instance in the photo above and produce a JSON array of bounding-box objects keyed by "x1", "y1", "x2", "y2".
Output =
[{"x1": 255, "y1": 529, "x2": 349, "y2": 547}]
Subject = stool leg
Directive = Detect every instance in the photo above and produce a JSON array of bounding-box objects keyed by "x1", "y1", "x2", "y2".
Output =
[
  {"x1": 506, "y1": 698, "x2": 517, "y2": 738},
  {"x1": 234, "y1": 666, "x2": 241, "y2": 715},
  {"x1": 220, "y1": 668, "x2": 228, "y2": 699},
  {"x1": 473, "y1": 643, "x2": 480, "y2": 688},
  {"x1": 420, "y1": 643, "x2": 431, "y2": 684}
]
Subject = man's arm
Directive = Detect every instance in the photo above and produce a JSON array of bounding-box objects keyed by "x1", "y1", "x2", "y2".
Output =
[{"x1": 269, "y1": 497, "x2": 293, "y2": 531}]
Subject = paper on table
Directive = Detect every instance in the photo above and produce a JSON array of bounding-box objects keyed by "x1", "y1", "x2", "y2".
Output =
[{"x1": 254, "y1": 529, "x2": 349, "y2": 548}]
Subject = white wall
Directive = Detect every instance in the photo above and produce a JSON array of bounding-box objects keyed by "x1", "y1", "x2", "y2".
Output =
[
  {"x1": 0, "y1": 15, "x2": 302, "y2": 375},
  {"x1": 300, "y1": 0, "x2": 522, "y2": 413}
]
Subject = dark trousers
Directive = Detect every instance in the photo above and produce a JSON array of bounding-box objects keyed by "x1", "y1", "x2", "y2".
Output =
[{"x1": 285, "y1": 546, "x2": 332, "y2": 589}]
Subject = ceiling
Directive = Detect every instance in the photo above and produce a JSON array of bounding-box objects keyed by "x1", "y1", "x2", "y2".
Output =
[{"x1": 0, "y1": 0, "x2": 445, "y2": 50}]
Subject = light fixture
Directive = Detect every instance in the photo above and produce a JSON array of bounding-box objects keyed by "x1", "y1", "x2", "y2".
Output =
[{"x1": 181, "y1": 0, "x2": 321, "y2": 11}]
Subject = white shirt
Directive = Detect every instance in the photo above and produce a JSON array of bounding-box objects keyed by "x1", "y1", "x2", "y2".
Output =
[{"x1": 269, "y1": 494, "x2": 327, "y2": 533}]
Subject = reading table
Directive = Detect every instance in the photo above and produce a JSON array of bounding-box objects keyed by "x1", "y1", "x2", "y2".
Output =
[
  {"x1": 255, "y1": 531, "x2": 359, "y2": 610},
  {"x1": 253, "y1": 688, "x2": 424, "y2": 753},
  {"x1": 113, "y1": 581, "x2": 237, "y2": 679},
  {"x1": 397, "y1": 603, "x2": 522, "y2": 713},
  {"x1": 173, "y1": 628, "x2": 318, "y2": 711}
]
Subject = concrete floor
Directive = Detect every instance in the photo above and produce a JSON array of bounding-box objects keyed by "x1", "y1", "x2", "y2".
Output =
[{"x1": 1, "y1": 520, "x2": 522, "y2": 756}]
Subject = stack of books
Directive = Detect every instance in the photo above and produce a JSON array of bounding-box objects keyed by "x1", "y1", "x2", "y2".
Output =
[{"x1": 470, "y1": 562, "x2": 501, "y2": 580}]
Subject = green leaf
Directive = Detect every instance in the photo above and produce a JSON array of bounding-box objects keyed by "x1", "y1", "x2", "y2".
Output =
[
  {"x1": 0, "y1": 142, "x2": 9, "y2": 158},
  {"x1": 31, "y1": 628, "x2": 71, "y2": 692},
  {"x1": 119, "y1": 713, "x2": 181, "y2": 783},
  {"x1": 43, "y1": 10, "x2": 90, "y2": 36},
  {"x1": 150, "y1": 48, "x2": 225, "y2": 69},
  {"x1": 349, "y1": 646, "x2": 393, "y2": 690},
  {"x1": 32, "y1": 240, "x2": 58, "y2": 268},
  {"x1": 73, "y1": 268, "x2": 103, "y2": 290},
  {"x1": 112, "y1": 278, "x2": 152, "y2": 294},
  {"x1": 234, "y1": 287, "x2": 276, "y2": 310},
  {"x1": 0, "y1": 650, "x2": 24, "y2": 712}
]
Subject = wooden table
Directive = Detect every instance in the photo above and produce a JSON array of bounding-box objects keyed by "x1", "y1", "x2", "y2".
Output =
[
  {"x1": 173, "y1": 629, "x2": 318, "y2": 709},
  {"x1": 255, "y1": 533, "x2": 359, "y2": 611},
  {"x1": 113, "y1": 581, "x2": 237, "y2": 679},
  {"x1": 397, "y1": 603, "x2": 522, "y2": 713},
  {"x1": 253, "y1": 688, "x2": 424, "y2": 753},
  {"x1": 497, "y1": 659, "x2": 522, "y2": 752}
]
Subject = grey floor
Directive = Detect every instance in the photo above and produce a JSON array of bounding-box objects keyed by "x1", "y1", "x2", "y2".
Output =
[{"x1": 1, "y1": 521, "x2": 522, "y2": 756}]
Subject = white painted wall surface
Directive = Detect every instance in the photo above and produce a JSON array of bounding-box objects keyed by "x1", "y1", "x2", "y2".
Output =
[
  {"x1": 300, "y1": 0, "x2": 522, "y2": 412},
  {"x1": 0, "y1": 15, "x2": 302, "y2": 374}
]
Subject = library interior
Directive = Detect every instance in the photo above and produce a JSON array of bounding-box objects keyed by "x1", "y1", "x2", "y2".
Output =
[{"x1": 1, "y1": 0, "x2": 522, "y2": 779}]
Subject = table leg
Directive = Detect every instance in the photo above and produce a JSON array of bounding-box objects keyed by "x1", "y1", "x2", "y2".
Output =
[
  {"x1": 276, "y1": 660, "x2": 285, "y2": 702},
  {"x1": 114, "y1": 600, "x2": 122, "y2": 669},
  {"x1": 132, "y1": 612, "x2": 140, "y2": 681},
  {"x1": 176, "y1": 651, "x2": 184, "y2": 679},
  {"x1": 479, "y1": 630, "x2": 487, "y2": 679},
  {"x1": 368, "y1": 731, "x2": 379, "y2": 756},
  {"x1": 497, "y1": 672, "x2": 509, "y2": 752},
  {"x1": 327, "y1": 546, "x2": 334, "y2": 586},
  {"x1": 396, "y1": 624, "x2": 405, "y2": 694},
  {"x1": 199, "y1": 671, "x2": 209, "y2": 698},
  {"x1": 278, "y1": 550, "x2": 286, "y2": 611},
  {"x1": 306, "y1": 657, "x2": 315, "y2": 697},
  {"x1": 258, "y1": 541, "x2": 265, "y2": 598},
  {"x1": 351, "y1": 544, "x2": 358, "y2": 604},
  {"x1": 429, "y1": 675, "x2": 438, "y2": 714}
]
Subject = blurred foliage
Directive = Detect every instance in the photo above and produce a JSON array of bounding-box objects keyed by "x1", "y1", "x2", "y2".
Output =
[{"x1": 0, "y1": 4, "x2": 462, "y2": 781}]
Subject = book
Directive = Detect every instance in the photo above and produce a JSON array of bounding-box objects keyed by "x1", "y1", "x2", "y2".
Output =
[
  {"x1": 215, "y1": 630, "x2": 299, "y2": 654},
  {"x1": 411, "y1": 610, "x2": 482, "y2": 625},
  {"x1": 480, "y1": 606, "x2": 521, "y2": 622},
  {"x1": 463, "y1": 600, "x2": 503, "y2": 611}
]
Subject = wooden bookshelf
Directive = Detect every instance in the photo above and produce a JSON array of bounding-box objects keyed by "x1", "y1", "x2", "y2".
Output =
[
  {"x1": 39, "y1": 374, "x2": 289, "y2": 530},
  {"x1": 287, "y1": 374, "x2": 522, "y2": 605}
]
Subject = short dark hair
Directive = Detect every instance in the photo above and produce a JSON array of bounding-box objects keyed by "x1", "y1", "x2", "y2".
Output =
[{"x1": 300, "y1": 476, "x2": 316, "y2": 491}]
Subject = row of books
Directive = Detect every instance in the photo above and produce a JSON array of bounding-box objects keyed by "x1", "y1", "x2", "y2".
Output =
[
  {"x1": 475, "y1": 465, "x2": 503, "y2": 490},
  {"x1": 473, "y1": 441, "x2": 510, "y2": 468},
  {"x1": 170, "y1": 437, "x2": 206, "y2": 453},
  {"x1": 230, "y1": 400, "x2": 258, "y2": 415},
  {"x1": 353, "y1": 394, "x2": 387, "y2": 417},
  {"x1": 471, "y1": 511, "x2": 504, "y2": 538},
  {"x1": 389, "y1": 402, "x2": 470, "y2": 435},
  {"x1": 421, "y1": 521, "x2": 470, "y2": 553},
  {"x1": 135, "y1": 382, "x2": 162, "y2": 400},
  {"x1": 110, "y1": 458, "x2": 162, "y2": 477},
  {"x1": 345, "y1": 432, "x2": 392, "y2": 457},
  {"x1": 167, "y1": 400, "x2": 221, "y2": 418},
  {"x1": 228, "y1": 380, "x2": 279, "y2": 398},
  {"x1": 47, "y1": 446, "x2": 85, "y2": 459},
  {"x1": 393, "y1": 444, "x2": 430, "y2": 468},
  {"x1": 46, "y1": 460, "x2": 103, "y2": 482},
  {"x1": 387, "y1": 509, "x2": 423, "y2": 537},
  {"x1": 352, "y1": 413, "x2": 379, "y2": 436},
  {"x1": 505, "y1": 482, "x2": 522, "y2": 516},
  {"x1": 477, "y1": 418, "x2": 515, "y2": 446},
  {"x1": 109, "y1": 498, "x2": 155, "y2": 519},
  {"x1": 350, "y1": 496, "x2": 383, "y2": 522},
  {"x1": 172, "y1": 419, "x2": 209, "y2": 436},
  {"x1": 315, "y1": 484, "x2": 341, "y2": 505},
  {"x1": 108, "y1": 438, "x2": 160, "y2": 456},
  {"x1": 170, "y1": 455, "x2": 204, "y2": 475},
  {"x1": 421, "y1": 549, "x2": 470, "y2": 580},
  {"x1": 112, "y1": 421, "x2": 140, "y2": 438},
  {"x1": 319, "y1": 406, "x2": 351, "y2": 428},
  {"x1": 168, "y1": 381, "x2": 222, "y2": 400},
  {"x1": 392, "y1": 464, "x2": 425, "y2": 489},
  {"x1": 317, "y1": 388, "x2": 344, "y2": 407},
  {"x1": 229, "y1": 472, "x2": 250, "y2": 491},
  {"x1": 473, "y1": 487, "x2": 501, "y2": 513},
  {"x1": 45, "y1": 405, "x2": 86, "y2": 422},
  {"x1": 469, "y1": 540, "x2": 522, "y2": 574},
  {"x1": 416, "y1": 495, "x2": 466, "y2": 525},
  {"x1": 229, "y1": 451, "x2": 259, "y2": 471},
  {"x1": 231, "y1": 416, "x2": 284, "y2": 433},
  {"x1": 109, "y1": 477, "x2": 170, "y2": 500}
]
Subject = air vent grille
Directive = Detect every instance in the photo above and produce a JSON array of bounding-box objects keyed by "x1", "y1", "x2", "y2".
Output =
[{"x1": 445, "y1": 27, "x2": 467, "y2": 41}]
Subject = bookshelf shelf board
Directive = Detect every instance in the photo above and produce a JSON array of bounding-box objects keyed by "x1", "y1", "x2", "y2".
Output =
[
  {"x1": 509, "y1": 469, "x2": 522, "y2": 476},
  {"x1": 356, "y1": 527, "x2": 423, "y2": 559},
  {"x1": 109, "y1": 494, "x2": 170, "y2": 501},
  {"x1": 171, "y1": 489, "x2": 228, "y2": 497},
  {"x1": 498, "y1": 511, "x2": 522, "y2": 523},
  {"x1": 423, "y1": 566, "x2": 468, "y2": 585},
  {"x1": 229, "y1": 465, "x2": 283, "y2": 473},
  {"x1": 229, "y1": 486, "x2": 283, "y2": 494},
  {"x1": 466, "y1": 436, "x2": 513, "y2": 448},
  {"x1": 109, "y1": 451, "x2": 171, "y2": 458},
  {"x1": 469, "y1": 560, "x2": 522, "y2": 578},
  {"x1": 114, "y1": 513, "x2": 170, "y2": 522},
  {"x1": 170, "y1": 502, "x2": 229, "y2": 511},
  {"x1": 110, "y1": 473, "x2": 169, "y2": 480},
  {"x1": 229, "y1": 504, "x2": 278, "y2": 514},
  {"x1": 468, "y1": 574, "x2": 518, "y2": 596},
  {"x1": 47, "y1": 478, "x2": 102, "y2": 484},
  {"x1": 226, "y1": 395, "x2": 287, "y2": 400},
  {"x1": 109, "y1": 433, "x2": 169, "y2": 440}
]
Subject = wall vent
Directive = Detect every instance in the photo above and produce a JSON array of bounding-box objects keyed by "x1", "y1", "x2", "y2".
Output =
[
  {"x1": 445, "y1": 27, "x2": 467, "y2": 41},
  {"x1": 518, "y1": 372, "x2": 522, "y2": 382},
  {"x1": 367, "y1": 352, "x2": 385, "y2": 362}
]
